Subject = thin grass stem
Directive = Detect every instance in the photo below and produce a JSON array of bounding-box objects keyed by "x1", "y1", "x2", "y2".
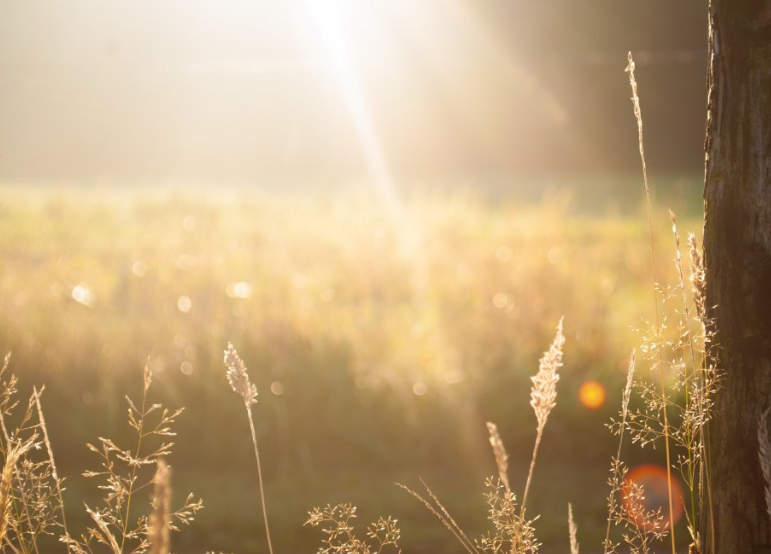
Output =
[
  {"x1": 626, "y1": 51, "x2": 677, "y2": 554},
  {"x1": 668, "y1": 212, "x2": 699, "y2": 530},
  {"x1": 31, "y1": 388, "x2": 69, "y2": 538},
  {"x1": 246, "y1": 404, "x2": 275, "y2": 554}
]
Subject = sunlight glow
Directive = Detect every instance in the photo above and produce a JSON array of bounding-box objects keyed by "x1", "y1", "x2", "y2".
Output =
[{"x1": 308, "y1": 2, "x2": 404, "y2": 227}]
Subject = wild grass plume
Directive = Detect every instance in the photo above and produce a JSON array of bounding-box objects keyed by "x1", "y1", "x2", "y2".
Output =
[
  {"x1": 396, "y1": 323, "x2": 566, "y2": 554},
  {"x1": 522, "y1": 317, "x2": 564, "y2": 516},
  {"x1": 567, "y1": 503, "x2": 578, "y2": 554},
  {"x1": 486, "y1": 422, "x2": 510, "y2": 494},
  {"x1": 626, "y1": 51, "x2": 676, "y2": 554},
  {"x1": 225, "y1": 343, "x2": 258, "y2": 407},
  {"x1": 224, "y1": 343, "x2": 274, "y2": 554}
]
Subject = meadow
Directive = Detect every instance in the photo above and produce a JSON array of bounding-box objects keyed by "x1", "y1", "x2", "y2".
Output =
[{"x1": 0, "y1": 181, "x2": 704, "y2": 553}]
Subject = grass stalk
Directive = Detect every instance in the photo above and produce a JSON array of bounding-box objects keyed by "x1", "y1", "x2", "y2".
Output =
[
  {"x1": 626, "y1": 51, "x2": 677, "y2": 554},
  {"x1": 31, "y1": 388, "x2": 69, "y2": 538},
  {"x1": 521, "y1": 318, "x2": 564, "y2": 517},
  {"x1": 668, "y1": 212, "x2": 698, "y2": 530},
  {"x1": 603, "y1": 351, "x2": 635, "y2": 553},
  {"x1": 224, "y1": 343, "x2": 275, "y2": 554},
  {"x1": 521, "y1": 433, "x2": 543, "y2": 519},
  {"x1": 397, "y1": 482, "x2": 480, "y2": 554},
  {"x1": 119, "y1": 368, "x2": 151, "y2": 552},
  {"x1": 245, "y1": 403, "x2": 275, "y2": 554}
]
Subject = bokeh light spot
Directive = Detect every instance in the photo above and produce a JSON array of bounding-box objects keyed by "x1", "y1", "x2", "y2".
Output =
[
  {"x1": 131, "y1": 260, "x2": 147, "y2": 277},
  {"x1": 492, "y1": 292, "x2": 508, "y2": 309},
  {"x1": 227, "y1": 281, "x2": 253, "y2": 299},
  {"x1": 622, "y1": 464, "x2": 684, "y2": 531},
  {"x1": 578, "y1": 380, "x2": 606, "y2": 409},
  {"x1": 71, "y1": 284, "x2": 95, "y2": 307},
  {"x1": 182, "y1": 215, "x2": 197, "y2": 232},
  {"x1": 412, "y1": 381, "x2": 427, "y2": 396},
  {"x1": 271, "y1": 381, "x2": 285, "y2": 396},
  {"x1": 177, "y1": 295, "x2": 192, "y2": 313}
]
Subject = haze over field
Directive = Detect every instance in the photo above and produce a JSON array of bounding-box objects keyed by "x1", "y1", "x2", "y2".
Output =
[{"x1": 1, "y1": 0, "x2": 706, "y2": 186}]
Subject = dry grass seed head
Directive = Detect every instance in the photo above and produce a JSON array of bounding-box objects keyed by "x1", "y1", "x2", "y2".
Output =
[
  {"x1": 568, "y1": 503, "x2": 579, "y2": 554},
  {"x1": 0, "y1": 440, "x2": 34, "y2": 545},
  {"x1": 224, "y1": 343, "x2": 258, "y2": 406},
  {"x1": 486, "y1": 422, "x2": 510, "y2": 493},
  {"x1": 687, "y1": 233, "x2": 706, "y2": 325},
  {"x1": 530, "y1": 318, "x2": 565, "y2": 432},
  {"x1": 623, "y1": 351, "x2": 636, "y2": 421}
]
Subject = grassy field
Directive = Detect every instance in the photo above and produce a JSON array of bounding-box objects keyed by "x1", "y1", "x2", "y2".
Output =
[{"x1": 0, "y1": 183, "x2": 703, "y2": 553}]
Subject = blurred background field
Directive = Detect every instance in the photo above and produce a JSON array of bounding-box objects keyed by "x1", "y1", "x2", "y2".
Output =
[{"x1": 0, "y1": 183, "x2": 702, "y2": 552}]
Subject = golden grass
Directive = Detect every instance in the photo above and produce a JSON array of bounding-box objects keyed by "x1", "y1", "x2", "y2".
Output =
[
  {"x1": 223, "y1": 344, "x2": 274, "y2": 554},
  {"x1": 568, "y1": 503, "x2": 578, "y2": 554},
  {"x1": 626, "y1": 51, "x2": 677, "y2": 554},
  {"x1": 522, "y1": 318, "x2": 564, "y2": 517}
]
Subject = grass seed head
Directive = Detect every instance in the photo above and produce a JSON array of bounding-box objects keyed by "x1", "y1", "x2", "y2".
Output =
[
  {"x1": 224, "y1": 343, "x2": 258, "y2": 406},
  {"x1": 530, "y1": 318, "x2": 565, "y2": 431},
  {"x1": 486, "y1": 422, "x2": 510, "y2": 493},
  {"x1": 568, "y1": 503, "x2": 579, "y2": 554}
]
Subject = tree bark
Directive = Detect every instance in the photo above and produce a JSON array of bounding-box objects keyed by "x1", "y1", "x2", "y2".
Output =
[{"x1": 701, "y1": 1, "x2": 771, "y2": 552}]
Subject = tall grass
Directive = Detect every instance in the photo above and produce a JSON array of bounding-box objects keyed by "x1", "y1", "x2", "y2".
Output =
[
  {"x1": 625, "y1": 51, "x2": 677, "y2": 554},
  {"x1": 0, "y1": 355, "x2": 202, "y2": 554},
  {"x1": 224, "y1": 343, "x2": 274, "y2": 554}
]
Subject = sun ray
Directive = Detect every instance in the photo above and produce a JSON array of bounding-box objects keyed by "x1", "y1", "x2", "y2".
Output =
[{"x1": 306, "y1": 2, "x2": 409, "y2": 238}]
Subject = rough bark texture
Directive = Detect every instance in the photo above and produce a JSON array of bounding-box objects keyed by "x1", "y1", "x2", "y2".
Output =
[{"x1": 701, "y1": 1, "x2": 771, "y2": 552}]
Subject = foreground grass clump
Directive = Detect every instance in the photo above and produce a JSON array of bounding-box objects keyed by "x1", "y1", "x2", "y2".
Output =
[{"x1": 0, "y1": 354, "x2": 202, "y2": 554}]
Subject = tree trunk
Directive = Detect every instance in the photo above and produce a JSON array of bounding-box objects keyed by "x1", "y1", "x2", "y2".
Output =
[{"x1": 701, "y1": 1, "x2": 771, "y2": 552}]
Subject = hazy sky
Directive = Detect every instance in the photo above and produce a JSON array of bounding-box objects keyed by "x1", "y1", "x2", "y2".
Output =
[{"x1": 0, "y1": 1, "x2": 708, "y2": 187}]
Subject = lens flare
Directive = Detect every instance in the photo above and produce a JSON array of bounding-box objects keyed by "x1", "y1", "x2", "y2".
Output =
[
  {"x1": 622, "y1": 464, "x2": 684, "y2": 531},
  {"x1": 578, "y1": 380, "x2": 606, "y2": 409}
]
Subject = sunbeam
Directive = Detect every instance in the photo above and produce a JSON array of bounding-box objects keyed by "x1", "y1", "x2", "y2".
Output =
[{"x1": 306, "y1": 2, "x2": 411, "y2": 241}]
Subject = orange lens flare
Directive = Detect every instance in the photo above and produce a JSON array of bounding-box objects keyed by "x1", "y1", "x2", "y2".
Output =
[
  {"x1": 578, "y1": 380, "x2": 606, "y2": 409},
  {"x1": 622, "y1": 464, "x2": 685, "y2": 532}
]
